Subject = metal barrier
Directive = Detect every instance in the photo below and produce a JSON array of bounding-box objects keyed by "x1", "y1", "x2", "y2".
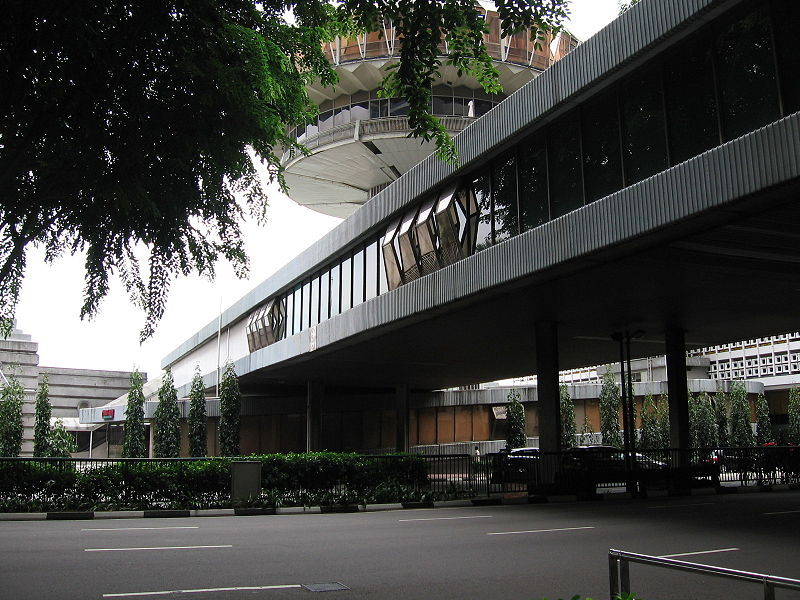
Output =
[{"x1": 608, "y1": 549, "x2": 800, "y2": 600}]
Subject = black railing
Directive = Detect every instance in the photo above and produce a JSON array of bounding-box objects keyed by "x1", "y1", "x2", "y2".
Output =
[{"x1": 1, "y1": 447, "x2": 798, "y2": 512}]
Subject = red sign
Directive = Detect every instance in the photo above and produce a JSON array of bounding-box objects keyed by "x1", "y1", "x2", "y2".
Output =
[{"x1": 101, "y1": 409, "x2": 115, "y2": 421}]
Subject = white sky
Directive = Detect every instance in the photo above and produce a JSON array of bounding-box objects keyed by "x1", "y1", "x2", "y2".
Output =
[{"x1": 14, "y1": 0, "x2": 621, "y2": 379}]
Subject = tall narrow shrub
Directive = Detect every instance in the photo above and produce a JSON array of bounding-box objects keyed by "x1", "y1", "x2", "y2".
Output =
[
  {"x1": 48, "y1": 419, "x2": 77, "y2": 457},
  {"x1": 505, "y1": 389, "x2": 526, "y2": 450},
  {"x1": 122, "y1": 370, "x2": 147, "y2": 458},
  {"x1": 755, "y1": 393, "x2": 773, "y2": 445},
  {"x1": 657, "y1": 395, "x2": 671, "y2": 449},
  {"x1": 599, "y1": 371, "x2": 623, "y2": 448},
  {"x1": 0, "y1": 375, "x2": 24, "y2": 457},
  {"x1": 154, "y1": 368, "x2": 181, "y2": 458},
  {"x1": 694, "y1": 392, "x2": 718, "y2": 449},
  {"x1": 639, "y1": 395, "x2": 660, "y2": 450},
  {"x1": 729, "y1": 381, "x2": 754, "y2": 447},
  {"x1": 559, "y1": 384, "x2": 576, "y2": 450},
  {"x1": 219, "y1": 361, "x2": 241, "y2": 456},
  {"x1": 33, "y1": 375, "x2": 51, "y2": 457},
  {"x1": 188, "y1": 366, "x2": 207, "y2": 457},
  {"x1": 787, "y1": 387, "x2": 800, "y2": 445},
  {"x1": 714, "y1": 389, "x2": 729, "y2": 447}
]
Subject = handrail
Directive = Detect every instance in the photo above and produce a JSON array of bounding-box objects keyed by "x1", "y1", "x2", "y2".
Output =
[{"x1": 608, "y1": 549, "x2": 800, "y2": 600}]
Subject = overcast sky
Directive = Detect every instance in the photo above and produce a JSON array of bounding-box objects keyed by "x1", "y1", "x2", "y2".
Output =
[{"x1": 15, "y1": 0, "x2": 621, "y2": 379}]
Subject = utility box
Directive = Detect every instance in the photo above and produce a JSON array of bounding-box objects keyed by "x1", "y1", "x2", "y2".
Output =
[{"x1": 231, "y1": 461, "x2": 262, "y2": 501}]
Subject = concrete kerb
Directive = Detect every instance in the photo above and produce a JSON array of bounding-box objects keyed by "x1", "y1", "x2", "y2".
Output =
[{"x1": 0, "y1": 486, "x2": 789, "y2": 521}]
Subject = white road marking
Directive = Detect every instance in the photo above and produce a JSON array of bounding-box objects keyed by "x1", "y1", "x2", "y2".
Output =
[
  {"x1": 86, "y1": 545, "x2": 232, "y2": 552},
  {"x1": 398, "y1": 515, "x2": 493, "y2": 522},
  {"x1": 487, "y1": 526, "x2": 595, "y2": 536},
  {"x1": 658, "y1": 548, "x2": 739, "y2": 558},
  {"x1": 764, "y1": 510, "x2": 800, "y2": 515},
  {"x1": 647, "y1": 503, "x2": 716, "y2": 509},
  {"x1": 103, "y1": 584, "x2": 301, "y2": 597},
  {"x1": 83, "y1": 527, "x2": 199, "y2": 532}
]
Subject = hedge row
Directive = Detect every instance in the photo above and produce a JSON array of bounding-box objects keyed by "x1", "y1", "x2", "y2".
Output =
[{"x1": 0, "y1": 453, "x2": 433, "y2": 512}]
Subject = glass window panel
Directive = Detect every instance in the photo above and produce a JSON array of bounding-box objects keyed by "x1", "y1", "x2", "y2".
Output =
[
  {"x1": 351, "y1": 102, "x2": 370, "y2": 121},
  {"x1": 773, "y1": 1, "x2": 800, "y2": 115},
  {"x1": 310, "y1": 275, "x2": 320, "y2": 326},
  {"x1": 518, "y1": 134, "x2": 549, "y2": 231},
  {"x1": 474, "y1": 99, "x2": 493, "y2": 116},
  {"x1": 320, "y1": 269, "x2": 330, "y2": 322},
  {"x1": 664, "y1": 38, "x2": 719, "y2": 165},
  {"x1": 548, "y1": 112, "x2": 583, "y2": 218},
  {"x1": 620, "y1": 68, "x2": 667, "y2": 186},
  {"x1": 433, "y1": 96, "x2": 454, "y2": 116},
  {"x1": 472, "y1": 172, "x2": 493, "y2": 251},
  {"x1": 292, "y1": 284, "x2": 302, "y2": 334},
  {"x1": 330, "y1": 262, "x2": 341, "y2": 317},
  {"x1": 285, "y1": 291, "x2": 294, "y2": 336},
  {"x1": 352, "y1": 248, "x2": 365, "y2": 307},
  {"x1": 715, "y1": 6, "x2": 780, "y2": 141},
  {"x1": 318, "y1": 109, "x2": 335, "y2": 132},
  {"x1": 302, "y1": 280, "x2": 311, "y2": 330},
  {"x1": 340, "y1": 255, "x2": 352, "y2": 311},
  {"x1": 334, "y1": 107, "x2": 350, "y2": 126},
  {"x1": 365, "y1": 240, "x2": 378, "y2": 300},
  {"x1": 379, "y1": 237, "x2": 389, "y2": 294},
  {"x1": 582, "y1": 91, "x2": 622, "y2": 203},
  {"x1": 492, "y1": 150, "x2": 518, "y2": 243},
  {"x1": 390, "y1": 98, "x2": 409, "y2": 116}
]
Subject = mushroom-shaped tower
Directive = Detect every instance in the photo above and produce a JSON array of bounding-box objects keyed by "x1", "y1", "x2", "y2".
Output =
[{"x1": 282, "y1": 10, "x2": 579, "y2": 218}]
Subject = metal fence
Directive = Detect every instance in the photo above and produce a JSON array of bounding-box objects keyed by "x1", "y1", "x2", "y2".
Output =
[
  {"x1": 481, "y1": 446, "x2": 800, "y2": 495},
  {"x1": 1, "y1": 447, "x2": 798, "y2": 512},
  {"x1": 608, "y1": 549, "x2": 800, "y2": 600}
]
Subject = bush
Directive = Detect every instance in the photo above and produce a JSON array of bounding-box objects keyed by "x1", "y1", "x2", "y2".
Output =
[{"x1": 0, "y1": 452, "x2": 431, "y2": 512}]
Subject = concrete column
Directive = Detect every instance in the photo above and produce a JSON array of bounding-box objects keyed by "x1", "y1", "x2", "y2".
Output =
[
  {"x1": 536, "y1": 321, "x2": 561, "y2": 452},
  {"x1": 306, "y1": 381, "x2": 323, "y2": 452},
  {"x1": 665, "y1": 328, "x2": 690, "y2": 450},
  {"x1": 396, "y1": 384, "x2": 409, "y2": 453}
]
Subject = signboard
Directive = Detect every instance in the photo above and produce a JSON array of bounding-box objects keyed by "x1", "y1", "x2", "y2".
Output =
[{"x1": 101, "y1": 408, "x2": 115, "y2": 421}]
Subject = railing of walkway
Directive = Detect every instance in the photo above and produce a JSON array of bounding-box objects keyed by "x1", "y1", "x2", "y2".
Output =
[{"x1": 608, "y1": 549, "x2": 800, "y2": 600}]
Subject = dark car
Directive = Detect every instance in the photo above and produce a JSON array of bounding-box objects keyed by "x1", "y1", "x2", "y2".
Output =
[
  {"x1": 565, "y1": 445, "x2": 667, "y2": 471},
  {"x1": 489, "y1": 447, "x2": 541, "y2": 484}
]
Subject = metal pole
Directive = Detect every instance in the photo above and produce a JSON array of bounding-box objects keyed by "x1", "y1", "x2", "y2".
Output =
[{"x1": 609, "y1": 553, "x2": 620, "y2": 600}]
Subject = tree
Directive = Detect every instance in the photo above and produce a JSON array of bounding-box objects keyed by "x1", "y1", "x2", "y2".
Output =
[
  {"x1": 690, "y1": 392, "x2": 718, "y2": 449},
  {"x1": 639, "y1": 395, "x2": 660, "y2": 451},
  {"x1": 154, "y1": 368, "x2": 181, "y2": 458},
  {"x1": 599, "y1": 372, "x2": 623, "y2": 448},
  {"x1": 728, "y1": 381, "x2": 754, "y2": 448},
  {"x1": 713, "y1": 389, "x2": 729, "y2": 447},
  {"x1": 122, "y1": 370, "x2": 147, "y2": 458},
  {"x1": 559, "y1": 384, "x2": 576, "y2": 450},
  {"x1": 656, "y1": 394, "x2": 671, "y2": 449},
  {"x1": 33, "y1": 375, "x2": 52, "y2": 457},
  {"x1": 755, "y1": 393, "x2": 773, "y2": 445},
  {"x1": 47, "y1": 419, "x2": 77, "y2": 457},
  {"x1": 505, "y1": 390, "x2": 527, "y2": 450},
  {"x1": 787, "y1": 387, "x2": 800, "y2": 445},
  {"x1": 188, "y1": 366, "x2": 208, "y2": 457},
  {"x1": 0, "y1": 375, "x2": 24, "y2": 457},
  {"x1": 0, "y1": 1, "x2": 568, "y2": 341},
  {"x1": 219, "y1": 361, "x2": 242, "y2": 456}
]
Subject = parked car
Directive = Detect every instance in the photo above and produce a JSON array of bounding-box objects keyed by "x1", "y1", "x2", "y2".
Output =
[
  {"x1": 565, "y1": 445, "x2": 667, "y2": 471},
  {"x1": 489, "y1": 447, "x2": 540, "y2": 484}
]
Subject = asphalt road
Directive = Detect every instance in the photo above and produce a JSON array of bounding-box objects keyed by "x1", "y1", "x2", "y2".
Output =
[{"x1": 2, "y1": 491, "x2": 800, "y2": 600}]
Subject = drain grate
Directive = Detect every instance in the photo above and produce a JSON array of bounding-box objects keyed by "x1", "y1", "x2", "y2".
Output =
[{"x1": 302, "y1": 582, "x2": 350, "y2": 592}]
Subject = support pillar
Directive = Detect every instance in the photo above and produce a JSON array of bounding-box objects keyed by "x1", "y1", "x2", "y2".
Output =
[
  {"x1": 306, "y1": 381, "x2": 323, "y2": 452},
  {"x1": 665, "y1": 328, "x2": 690, "y2": 450},
  {"x1": 536, "y1": 321, "x2": 561, "y2": 452},
  {"x1": 396, "y1": 384, "x2": 409, "y2": 453}
]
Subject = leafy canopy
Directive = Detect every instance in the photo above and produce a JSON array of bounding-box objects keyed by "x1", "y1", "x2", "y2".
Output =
[{"x1": 0, "y1": 0, "x2": 568, "y2": 341}]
